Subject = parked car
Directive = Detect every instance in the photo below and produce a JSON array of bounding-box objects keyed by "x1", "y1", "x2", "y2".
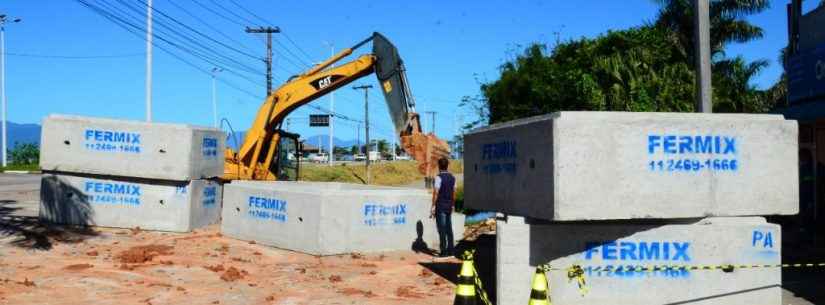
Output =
[
  {"x1": 394, "y1": 155, "x2": 411, "y2": 161},
  {"x1": 354, "y1": 154, "x2": 367, "y2": 161},
  {"x1": 368, "y1": 151, "x2": 382, "y2": 162},
  {"x1": 308, "y1": 153, "x2": 328, "y2": 163}
]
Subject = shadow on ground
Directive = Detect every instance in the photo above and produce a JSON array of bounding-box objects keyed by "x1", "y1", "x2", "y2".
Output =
[
  {"x1": 0, "y1": 198, "x2": 98, "y2": 251},
  {"x1": 780, "y1": 235, "x2": 825, "y2": 304},
  {"x1": 419, "y1": 234, "x2": 497, "y2": 303}
]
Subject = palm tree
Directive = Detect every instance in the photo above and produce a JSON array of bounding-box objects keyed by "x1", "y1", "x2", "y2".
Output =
[
  {"x1": 653, "y1": 0, "x2": 769, "y2": 59},
  {"x1": 713, "y1": 56, "x2": 769, "y2": 112}
]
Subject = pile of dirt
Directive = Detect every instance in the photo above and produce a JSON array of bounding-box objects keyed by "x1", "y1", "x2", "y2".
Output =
[
  {"x1": 204, "y1": 264, "x2": 225, "y2": 272},
  {"x1": 219, "y1": 267, "x2": 247, "y2": 282},
  {"x1": 116, "y1": 245, "x2": 174, "y2": 264},
  {"x1": 63, "y1": 264, "x2": 93, "y2": 271},
  {"x1": 463, "y1": 218, "x2": 496, "y2": 241},
  {"x1": 339, "y1": 288, "x2": 375, "y2": 298},
  {"x1": 328, "y1": 275, "x2": 342, "y2": 283},
  {"x1": 395, "y1": 286, "x2": 426, "y2": 299}
]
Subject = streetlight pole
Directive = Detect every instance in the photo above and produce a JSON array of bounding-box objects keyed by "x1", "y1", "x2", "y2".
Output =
[
  {"x1": 353, "y1": 85, "x2": 373, "y2": 184},
  {"x1": 1, "y1": 14, "x2": 21, "y2": 168},
  {"x1": 694, "y1": 0, "x2": 712, "y2": 113},
  {"x1": 211, "y1": 67, "x2": 223, "y2": 128},
  {"x1": 145, "y1": 0, "x2": 153, "y2": 122},
  {"x1": 323, "y1": 41, "x2": 335, "y2": 166}
]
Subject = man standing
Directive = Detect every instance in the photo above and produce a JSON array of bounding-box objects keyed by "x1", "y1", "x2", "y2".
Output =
[{"x1": 431, "y1": 157, "x2": 455, "y2": 258}]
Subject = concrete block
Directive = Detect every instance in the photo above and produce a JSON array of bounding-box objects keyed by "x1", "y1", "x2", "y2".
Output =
[
  {"x1": 496, "y1": 216, "x2": 781, "y2": 305},
  {"x1": 465, "y1": 112, "x2": 799, "y2": 220},
  {"x1": 40, "y1": 114, "x2": 225, "y2": 181},
  {"x1": 40, "y1": 173, "x2": 222, "y2": 232},
  {"x1": 221, "y1": 181, "x2": 464, "y2": 255}
]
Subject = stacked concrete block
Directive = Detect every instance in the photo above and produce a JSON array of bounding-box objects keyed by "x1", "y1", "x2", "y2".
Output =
[
  {"x1": 39, "y1": 115, "x2": 225, "y2": 232},
  {"x1": 464, "y1": 112, "x2": 798, "y2": 220},
  {"x1": 496, "y1": 216, "x2": 781, "y2": 305},
  {"x1": 462, "y1": 112, "x2": 798, "y2": 305},
  {"x1": 221, "y1": 181, "x2": 464, "y2": 255},
  {"x1": 40, "y1": 114, "x2": 224, "y2": 180}
]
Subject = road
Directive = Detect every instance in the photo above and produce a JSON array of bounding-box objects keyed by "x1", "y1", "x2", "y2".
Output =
[{"x1": 0, "y1": 173, "x2": 820, "y2": 304}]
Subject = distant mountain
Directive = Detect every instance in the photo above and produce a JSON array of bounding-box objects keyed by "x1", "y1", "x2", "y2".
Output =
[
  {"x1": 224, "y1": 132, "x2": 364, "y2": 151},
  {"x1": 5, "y1": 121, "x2": 41, "y2": 149},
  {"x1": 4, "y1": 123, "x2": 372, "y2": 153}
]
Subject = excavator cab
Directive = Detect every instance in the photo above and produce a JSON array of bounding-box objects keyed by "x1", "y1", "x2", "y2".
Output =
[{"x1": 270, "y1": 130, "x2": 301, "y2": 181}]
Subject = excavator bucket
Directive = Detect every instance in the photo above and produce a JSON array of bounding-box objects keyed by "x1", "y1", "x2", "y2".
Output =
[{"x1": 372, "y1": 32, "x2": 451, "y2": 176}]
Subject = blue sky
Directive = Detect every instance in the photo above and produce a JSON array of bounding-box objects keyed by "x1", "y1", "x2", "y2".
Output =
[{"x1": 0, "y1": 0, "x2": 816, "y2": 143}]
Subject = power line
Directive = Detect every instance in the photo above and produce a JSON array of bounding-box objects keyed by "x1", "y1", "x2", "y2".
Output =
[
  {"x1": 187, "y1": 0, "x2": 310, "y2": 72},
  {"x1": 226, "y1": 0, "x2": 269, "y2": 27},
  {"x1": 206, "y1": 0, "x2": 260, "y2": 26},
  {"x1": 164, "y1": 0, "x2": 258, "y2": 55},
  {"x1": 187, "y1": 0, "x2": 246, "y2": 28},
  {"x1": 5, "y1": 52, "x2": 143, "y2": 59},
  {"x1": 133, "y1": 0, "x2": 261, "y2": 60},
  {"x1": 111, "y1": 0, "x2": 265, "y2": 77},
  {"x1": 221, "y1": 0, "x2": 315, "y2": 64},
  {"x1": 75, "y1": 0, "x2": 264, "y2": 99},
  {"x1": 86, "y1": 0, "x2": 269, "y2": 85},
  {"x1": 282, "y1": 32, "x2": 315, "y2": 64}
]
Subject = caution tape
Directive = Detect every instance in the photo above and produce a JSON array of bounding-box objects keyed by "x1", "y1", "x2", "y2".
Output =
[{"x1": 536, "y1": 262, "x2": 825, "y2": 296}]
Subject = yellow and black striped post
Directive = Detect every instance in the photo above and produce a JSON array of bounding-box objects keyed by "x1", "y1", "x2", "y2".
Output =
[
  {"x1": 528, "y1": 268, "x2": 551, "y2": 305},
  {"x1": 454, "y1": 253, "x2": 477, "y2": 305}
]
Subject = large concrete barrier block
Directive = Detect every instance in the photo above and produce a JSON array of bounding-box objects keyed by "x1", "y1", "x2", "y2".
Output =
[
  {"x1": 465, "y1": 112, "x2": 799, "y2": 220},
  {"x1": 40, "y1": 173, "x2": 222, "y2": 232},
  {"x1": 221, "y1": 181, "x2": 465, "y2": 255},
  {"x1": 496, "y1": 216, "x2": 781, "y2": 305},
  {"x1": 40, "y1": 114, "x2": 225, "y2": 181}
]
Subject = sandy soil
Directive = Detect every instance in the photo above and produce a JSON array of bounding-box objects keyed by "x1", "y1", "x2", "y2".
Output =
[{"x1": 0, "y1": 225, "x2": 457, "y2": 305}]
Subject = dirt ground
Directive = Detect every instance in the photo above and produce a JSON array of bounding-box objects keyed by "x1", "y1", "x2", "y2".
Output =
[
  {"x1": 0, "y1": 173, "x2": 461, "y2": 305},
  {"x1": 0, "y1": 224, "x2": 459, "y2": 305}
]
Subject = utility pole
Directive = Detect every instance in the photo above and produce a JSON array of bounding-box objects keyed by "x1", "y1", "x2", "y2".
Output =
[
  {"x1": 0, "y1": 14, "x2": 21, "y2": 168},
  {"x1": 425, "y1": 111, "x2": 437, "y2": 134},
  {"x1": 694, "y1": 0, "x2": 712, "y2": 113},
  {"x1": 211, "y1": 68, "x2": 223, "y2": 128},
  {"x1": 145, "y1": 0, "x2": 153, "y2": 122},
  {"x1": 353, "y1": 85, "x2": 373, "y2": 184},
  {"x1": 324, "y1": 42, "x2": 335, "y2": 166},
  {"x1": 245, "y1": 26, "x2": 280, "y2": 96}
]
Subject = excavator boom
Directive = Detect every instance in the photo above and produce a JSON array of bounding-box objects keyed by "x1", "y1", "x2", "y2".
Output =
[{"x1": 224, "y1": 32, "x2": 449, "y2": 181}]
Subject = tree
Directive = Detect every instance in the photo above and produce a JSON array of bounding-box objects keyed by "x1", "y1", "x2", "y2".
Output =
[
  {"x1": 375, "y1": 139, "x2": 390, "y2": 158},
  {"x1": 712, "y1": 56, "x2": 770, "y2": 113},
  {"x1": 333, "y1": 146, "x2": 350, "y2": 156},
  {"x1": 8, "y1": 142, "x2": 39, "y2": 165},
  {"x1": 350, "y1": 145, "x2": 359, "y2": 155},
  {"x1": 653, "y1": 0, "x2": 769, "y2": 60},
  {"x1": 480, "y1": 26, "x2": 696, "y2": 124}
]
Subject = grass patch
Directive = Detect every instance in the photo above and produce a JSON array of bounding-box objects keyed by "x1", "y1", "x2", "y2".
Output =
[
  {"x1": 300, "y1": 160, "x2": 463, "y2": 186},
  {"x1": 0, "y1": 163, "x2": 40, "y2": 172}
]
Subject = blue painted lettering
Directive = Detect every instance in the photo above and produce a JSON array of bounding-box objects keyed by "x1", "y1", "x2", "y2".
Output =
[
  {"x1": 619, "y1": 242, "x2": 637, "y2": 260},
  {"x1": 584, "y1": 241, "x2": 690, "y2": 262},
  {"x1": 752, "y1": 231, "x2": 774, "y2": 248},
  {"x1": 647, "y1": 134, "x2": 736, "y2": 155}
]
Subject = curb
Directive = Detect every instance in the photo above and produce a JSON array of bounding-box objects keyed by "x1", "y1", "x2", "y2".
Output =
[{"x1": 1, "y1": 170, "x2": 41, "y2": 174}]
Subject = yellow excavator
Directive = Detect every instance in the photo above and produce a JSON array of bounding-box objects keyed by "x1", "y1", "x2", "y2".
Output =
[{"x1": 224, "y1": 32, "x2": 450, "y2": 181}]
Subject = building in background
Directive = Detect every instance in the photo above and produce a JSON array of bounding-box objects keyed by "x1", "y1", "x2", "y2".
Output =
[{"x1": 777, "y1": 1, "x2": 825, "y2": 248}]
